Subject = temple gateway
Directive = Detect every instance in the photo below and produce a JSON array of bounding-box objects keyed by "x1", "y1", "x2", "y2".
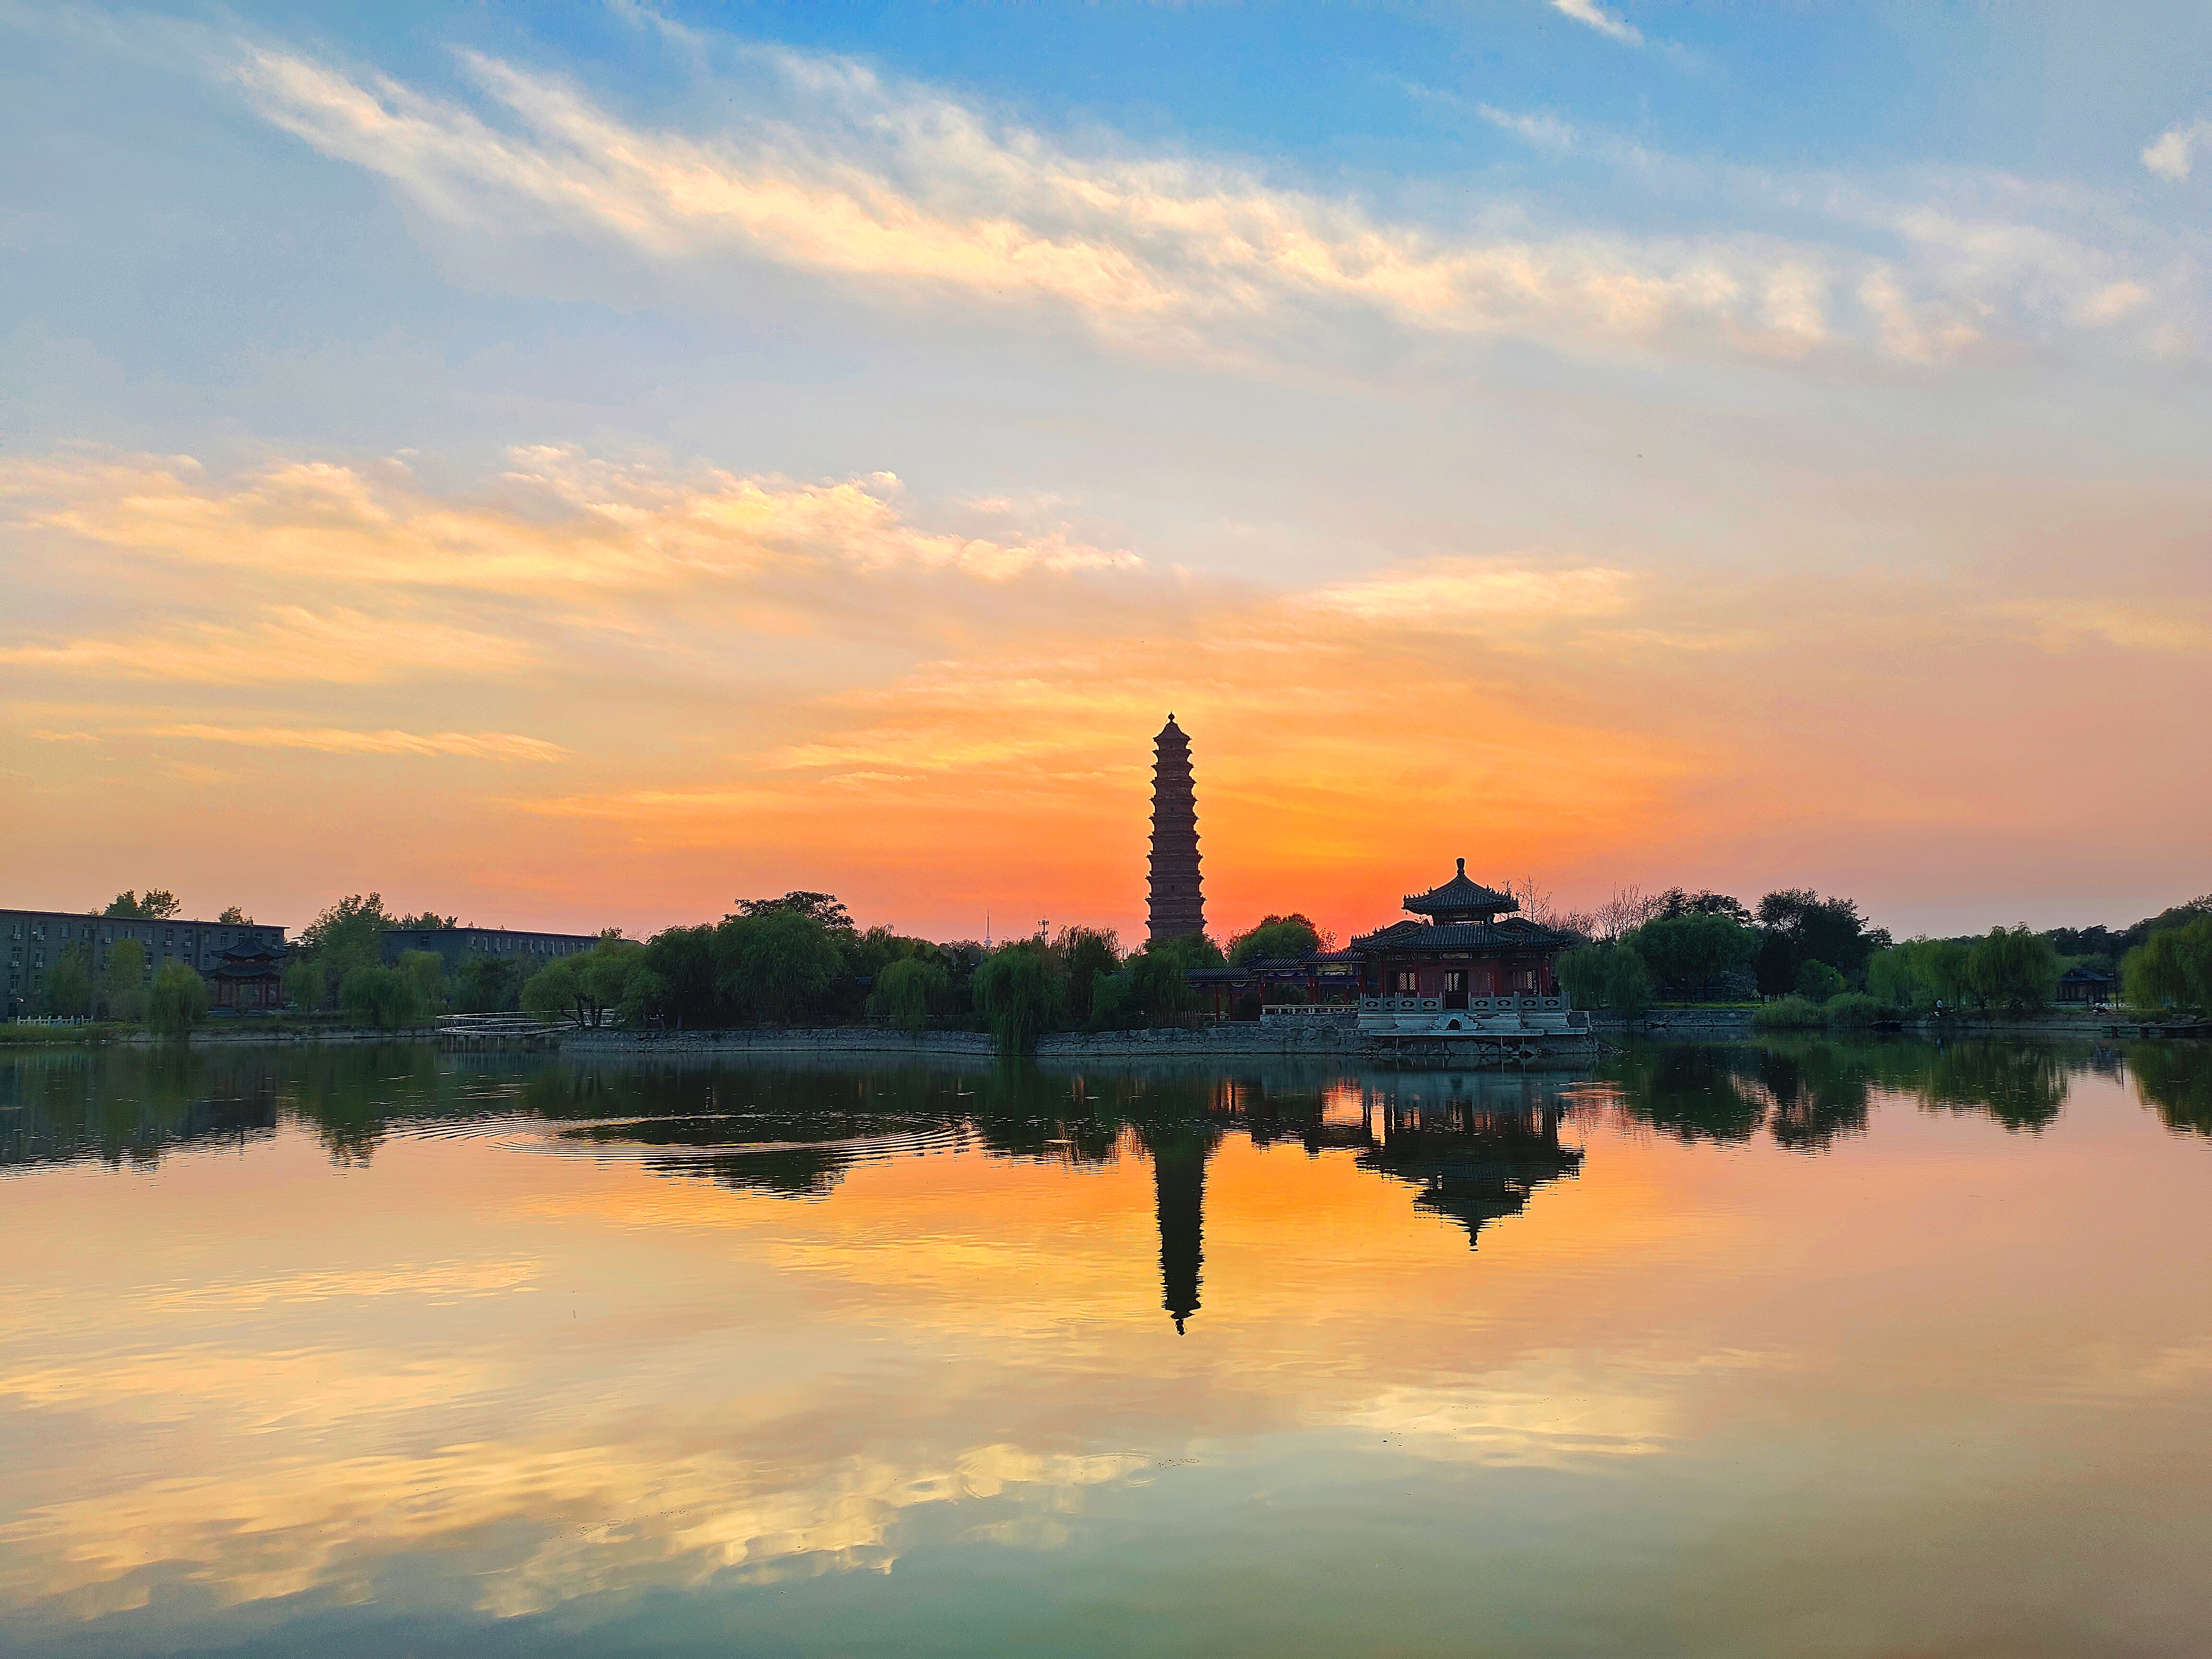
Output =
[{"x1": 1189, "y1": 858, "x2": 1587, "y2": 1046}]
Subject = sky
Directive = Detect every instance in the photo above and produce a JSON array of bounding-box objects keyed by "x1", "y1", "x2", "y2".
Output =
[{"x1": 2, "y1": 0, "x2": 2208, "y2": 944}]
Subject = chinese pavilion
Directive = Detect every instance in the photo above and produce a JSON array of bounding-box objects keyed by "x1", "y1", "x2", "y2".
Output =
[
  {"x1": 1353, "y1": 859, "x2": 1580, "y2": 1037},
  {"x1": 207, "y1": 937, "x2": 289, "y2": 1010}
]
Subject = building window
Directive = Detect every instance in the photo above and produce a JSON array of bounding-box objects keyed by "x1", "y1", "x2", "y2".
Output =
[
  {"x1": 1512, "y1": 968, "x2": 1537, "y2": 991},
  {"x1": 1443, "y1": 971, "x2": 1466, "y2": 993},
  {"x1": 1395, "y1": 970, "x2": 1419, "y2": 994}
]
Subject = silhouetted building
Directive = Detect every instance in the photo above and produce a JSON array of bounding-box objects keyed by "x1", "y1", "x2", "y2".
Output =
[
  {"x1": 1354, "y1": 860, "x2": 1582, "y2": 1040},
  {"x1": 206, "y1": 938, "x2": 288, "y2": 1009},
  {"x1": 1147, "y1": 715, "x2": 1204, "y2": 943},
  {"x1": 381, "y1": 926, "x2": 602, "y2": 973},
  {"x1": 2, "y1": 906, "x2": 287, "y2": 1019},
  {"x1": 2056, "y1": 965, "x2": 2118, "y2": 1006}
]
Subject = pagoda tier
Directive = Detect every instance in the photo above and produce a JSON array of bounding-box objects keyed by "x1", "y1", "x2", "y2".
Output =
[{"x1": 1147, "y1": 714, "x2": 1204, "y2": 943}]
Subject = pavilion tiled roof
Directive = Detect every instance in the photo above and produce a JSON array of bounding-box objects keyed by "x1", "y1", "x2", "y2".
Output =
[
  {"x1": 1402, "y1": 858, "x2": 1517, "y2": 919},
  {"x1": 1349, "y1": 917, "x2": 1576, "y2": 952}
]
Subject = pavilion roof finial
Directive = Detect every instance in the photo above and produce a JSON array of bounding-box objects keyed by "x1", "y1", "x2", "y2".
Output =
[{"x1": 1402, "y1": 858, "x2": 1517, "y2": 921}]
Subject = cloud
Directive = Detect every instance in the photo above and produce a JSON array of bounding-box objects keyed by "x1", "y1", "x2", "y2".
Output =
[
  {"x1": 1550, "y1": 0, "x2": 1642, "y2": 47},
  {"x1": 1296, "y1": 558, "x2": 1635, "y2": 631},
  {"x1": 1991, "y1": 600, "x2": 2212, "y2": 655},
  {"x1": 226, "y1": 40, "x2": 2197, "y2": 370},
  {"x1": 1, "y1": 447, "x2": 1135, "y2": 594},
  {"x1": 1477, "y1": 105, "x2": 1582, "y2": 153},
  {"x1": 142, "y1": 725, "x2": 568, "y2": 761},
  {"x1": 0, "y1": 605, "x2": 534, "y2": 686},
  {"x1": 2142, "y1": 117, "x2": 2211, "y2": 182}
]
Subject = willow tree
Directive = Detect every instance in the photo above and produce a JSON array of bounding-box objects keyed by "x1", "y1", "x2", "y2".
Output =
[
  {"x1": 1965, "y1": 926, "x2": 2059, "y2": 1017},
  {"x1": 102, "y1": 938, "x2": 148, "y2": 1021},
  {"x1": 870, "y1": 956, "x2": 950, "y2": 1034},
  {"x1": 148, "y1": 961, "x2": 209, "y2": 1035},
  {"x1": 2124, "y1": 917, "x2": 2212, "y2": 1012},
  {"x1": 972, "y1": 941, "x2": 1063, "y2": 1058}
]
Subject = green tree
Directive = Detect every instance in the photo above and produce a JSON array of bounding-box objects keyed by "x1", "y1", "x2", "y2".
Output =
[
  {"x1": 714, "y1": 909, "x2": 843, "y2": 1023},
  {"x1": 972, "y1": 940, "x2": 1064, "y2": 1057},
  {"x1": 615, "y1": 965, "x2": 673, "y2": 1029},
  {"x1": 1559, "y1": 941, "x2": 1653, "y2": 1012},
  {"x1": 1796, "y1": 959, "x2": 1847, "y2": 1001},
  {"x1": 1964, "y1": 926, "x2": 2059, "y2": 1017},
  {"x1": 339, "y1": 964, "x2": 422, "y2": 1031},
  {"x1": 281, "y1": 959, "x2": 325, "y2": 1012},
  {"x1": 299, "y1": 893, "x2": 395, "y2": 995},
  {"x1": 734, "y1": 890, "x2": 854, "y2": 931},
  {"x1": 1087, "y1": 968, "x2": 1140, "y2": 1030},
  {"x1": 1755, "y1": 890, "x2": 1891, "y2": 991},
  {"x1": 1631, "y1": 913, "x2": 1759, "y2": 1000},
  {"x1": 48, "y1": 944, "x2": 95, "y2": 1018},
  {"x1": 148, "y1": 961, "x2": 209, "y2": 1035},
  {"x1": 1227, "y1": 914, "x2": 1323, "y2": 966},
  {"x1": 523, "y1": 938, "x2": 644, "y2": 1029},
  {"x1": 392, "y1": 910, "x2": 460, "y2": 931},
  {"x1": 869, "y1": 956, "x2": 951, "y2": 1034},
  {"x1": 1654, "y1": 889, "x2": 1755, "y2": 926},
  {"x1": 1867, "y1": 940, "x2": 1967, "y2": 1011},
  {"x1": 640, "y1": 926, "x2": 720, "y2": 1027},
  {"x1": 2122, "y1": 916, "x2": 2212, "y2": 1012},
  {"x1": 102, "y1": 938, "x2": 148, "y2": 1021},
  {"x1": 453, "y1": 954, "x2": 522, "y2": 1014},
  {"x1": 1124, "y1": 948, "x2": 1200, "y2": 1024},
  {"x1": 218, "y1": 905, "x2": 251, "y2": 925},
  {"x1": 395, "y1": 950, "x2": 450, "y2": 1016},
  {"x1": 1054, "y1": 926, "x2": 1121, "y2": 1024},
  {"x1": 104, "y1": 889, "x2": 182, "y2": 920}
]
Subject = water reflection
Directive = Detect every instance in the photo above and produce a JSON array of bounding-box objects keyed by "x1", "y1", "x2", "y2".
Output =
[{"x1": 4, "y1": 1036, "x2": 2212, "y2": 1657}]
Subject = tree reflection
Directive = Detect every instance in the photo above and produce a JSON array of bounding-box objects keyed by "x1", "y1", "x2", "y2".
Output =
[
  {"x1": 1599, "y1": 1046, "x2": 1766, "y2": 1143},
  {"x1": 1753, "y1": 1044, "x2": 1873, "y2": 1151},
  {"x1": 1912, "y1": 1041, "x2": 2070, "y2": 1132},
  {"x1": 2129, "y1": 1044, "x2": 2212, "y2": 1136}
]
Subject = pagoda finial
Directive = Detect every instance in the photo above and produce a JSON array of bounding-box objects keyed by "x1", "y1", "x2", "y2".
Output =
[{"x1": 1457, "y1": 856, "x2": 1466, "y2": 876}]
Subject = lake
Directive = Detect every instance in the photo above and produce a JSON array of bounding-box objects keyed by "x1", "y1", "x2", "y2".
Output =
[{"x1": 3, "y1": 1036, "x2": 2211, "y2": 1657}]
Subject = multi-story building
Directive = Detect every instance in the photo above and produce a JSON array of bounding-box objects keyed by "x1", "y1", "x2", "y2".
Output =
[
  {"x1": 2, "y1": 908, "x2": 289, "y2": 1018},
  {"x1": 380, "y1": 926, "x2": 606, "y2": 975}
]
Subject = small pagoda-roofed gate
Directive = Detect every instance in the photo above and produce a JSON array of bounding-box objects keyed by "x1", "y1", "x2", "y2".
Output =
[{"x1": 1354, "y1": 859, "x2": 1584, "y2": 1040}]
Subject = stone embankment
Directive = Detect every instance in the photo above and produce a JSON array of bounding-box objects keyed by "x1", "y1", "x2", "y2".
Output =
[{"x1": 564, "y1": 1022, "x2": 1371, "y2": 1060}]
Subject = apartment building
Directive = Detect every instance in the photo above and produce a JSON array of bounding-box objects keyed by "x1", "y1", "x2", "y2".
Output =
[{"x1": 3, "y1": 908, "x2": 288, "y2": 1018}]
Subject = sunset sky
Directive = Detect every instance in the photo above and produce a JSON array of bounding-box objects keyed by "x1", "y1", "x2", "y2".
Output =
[{"x1": 4, "y1": 1, "x2": 2208, "y2": 944}]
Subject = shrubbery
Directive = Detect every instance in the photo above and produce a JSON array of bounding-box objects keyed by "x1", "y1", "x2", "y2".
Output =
[
  {"x1": 1752, "y1": 994, "x2": 1827, "y2": 1030},
  {"x1": 1823, "y1": 991, "x2": 1886, "y2": 1029}
]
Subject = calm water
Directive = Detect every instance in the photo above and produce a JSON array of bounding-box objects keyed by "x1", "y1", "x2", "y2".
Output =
[{"x1": 4, "y1": 1037, "x2": 2212, "y2": 1658}]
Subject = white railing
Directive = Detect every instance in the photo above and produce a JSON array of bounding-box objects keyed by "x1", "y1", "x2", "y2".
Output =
[
  {"x1": 1261, "y1": 1004, "x2": 1360, "y2": 1019},
  {"x1": 434, "y1": 1012, "x2": 567, "y2": 1036},
  {"x1": 9, "y1": 1015, "x2": 94, "y2": 1028}
]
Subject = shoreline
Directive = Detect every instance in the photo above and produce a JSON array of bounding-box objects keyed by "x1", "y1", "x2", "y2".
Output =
[{"x1": 3, "y1": 1010, "x2": 2201, "y2": 1058}]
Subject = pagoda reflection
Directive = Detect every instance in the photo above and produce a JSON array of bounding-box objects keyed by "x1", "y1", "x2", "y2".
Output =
[
  {"x1": 1347, "y1": 1077, "x2": 1583, "y2": 1250},
  {"x1": 1139, "y1": 1123, "x2": 1216, "y2": 1333}
]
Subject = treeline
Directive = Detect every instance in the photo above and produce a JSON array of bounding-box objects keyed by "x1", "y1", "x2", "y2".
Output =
[
  {"x1": 300, "y1": 890, "x2": 1311, "y2": 1058},
  {"x1": 1558, "y1": 884, "x2": 2212, "y2": 1025},
  {"x1": 511, "y1": 892, "x2": 1261, "y2": 1057}
]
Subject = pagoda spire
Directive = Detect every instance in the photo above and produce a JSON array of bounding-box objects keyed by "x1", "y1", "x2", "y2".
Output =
[{"x1": 1146, "y1": 715, "x2": 1204, "y2": 944}]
